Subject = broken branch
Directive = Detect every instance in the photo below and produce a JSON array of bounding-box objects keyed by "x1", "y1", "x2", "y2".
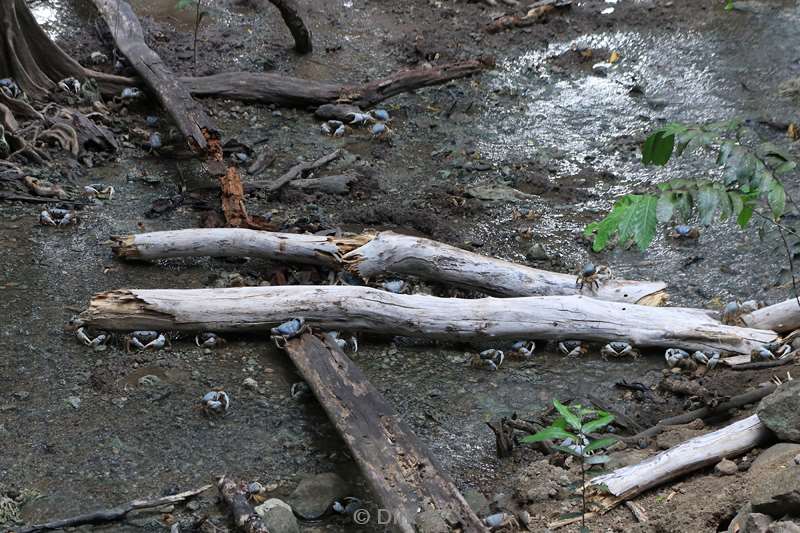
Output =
[
  {"x1": 586, "y1": 414, "x2": 770, "y2": 511},
  {"x1": 217, "y1": 477, "x2": 269, "y2": 533},
  {"x1": 16, "y1": 485, "x2": 211, "y2": 533},
  {"x1": 265, "y1": 0, "x2": 312, "y2": 53}
]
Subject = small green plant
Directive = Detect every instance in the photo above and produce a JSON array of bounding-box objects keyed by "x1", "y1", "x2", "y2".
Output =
[
  {"x1": 175, "y1": 0, "x2": 211, "y2": 73},
  {"x1": 585, "y1": 119, "x2": 794, "y2": 252},
  {"x1": 522, "y1": 400, "x2": 617, "y2": 532}
]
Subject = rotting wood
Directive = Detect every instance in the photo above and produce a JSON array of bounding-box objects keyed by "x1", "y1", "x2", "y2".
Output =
[
  {"x1": 15, "y1": 485, "x2": 211, "y2": 533},
  {"x1": 615, "y1": 384, "x2": 776, "y2": 444},
  {"x1": 741, "y1": 297, "x2": 800, "y2": 333},
  {"x1": 218, "y1": 477, "x2": 269, "y2": 533},
  {"x1": 283, "y1": 333, "x2": 487, "y2": 533},
  {"x1": 181, "y1": 58, "x2": 493, "y2": 108},
  {"x1": 77, "y1": 286, "x2": 777, "y2": 354},
  {"x1": 586, "y1": 414, "x2": 770, "y2": 512},
  {"x1": 109, "y1": 228, "x2": 667, "y2": 304},
  {"x1": 265, "y1": 0, "x2": 312, "y2": 53},
  {"x1": 90, "y1": 0, "x2": 217, "y2": 151}
]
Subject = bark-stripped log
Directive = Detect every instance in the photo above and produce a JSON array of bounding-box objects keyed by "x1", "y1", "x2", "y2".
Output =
[
  {"x1": 284, "y1": 334, "x2": 487, "y2": 533},
  {"x1": 586, "y1": 414, "x2": 770, "y2": 511},
  {"x1": 78, "y1": 287, "x2": 777, "y2": 354},
  {"x1": 91, "y1": 0, "x2": 217, "y2": 151},
  {"x1": 110, "y1": 229, "x2": 666, "y2": 304},
  {"x1": 741, "y1": 297, "x2": 800, "y2": 333},
  {"x1": 181, "y1": 58, "x2": 493, "y2": 108}
]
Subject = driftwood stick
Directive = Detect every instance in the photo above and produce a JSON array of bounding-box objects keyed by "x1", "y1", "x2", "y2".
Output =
[
  {"x1": 283, "y1": 333, "x2": 486, "y2": 532},
  {"x1": 16, "y1": 485, "x2": 211, "y2": 533},
  {"x1": 109, "y1": 228, "x2": 666, "y2": 304},
  {"x1": 217, "y1": 477, "x2": 269, "y2": 533},
  {"x1": 622, "y1": 385, "x2": 776, "y2": 443},
  {"x1": 255, "y1": 149, "x2": 341, "y2": 192},
  {"x1": 265, "y1": 0, "x2": 312, "y2": 53},
  {"x1": 742, "y1": 297, "x2": 800, "y2": 333},
  {"x1": 90, "y1": 0, "x2": 217, "y2": 151},
  {"x1": 730, "y1": 356, "x2": 795, "y2": 371},
  {"x1": 77, "y1": 286, "x2": 777, "y2": 354},
  {"x1": 586, "y1": 414, "x2": 770, "y2": 511},
  {"x1": 181, "y1": 58, "x2": 492, "y2": 107}
]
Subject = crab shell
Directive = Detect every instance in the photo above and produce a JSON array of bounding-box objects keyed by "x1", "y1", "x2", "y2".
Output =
[{"x1": 271, "y1": 318, "x2": 305, "y2": 338}]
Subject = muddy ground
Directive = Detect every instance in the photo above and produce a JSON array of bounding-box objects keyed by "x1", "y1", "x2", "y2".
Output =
[{"x1": 2, "y1": 0, "x2": 800, "y2": 531}]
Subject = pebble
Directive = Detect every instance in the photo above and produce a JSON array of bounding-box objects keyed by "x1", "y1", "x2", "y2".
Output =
[
  {"x1": 525, "y1": 243, "x2": 549, "y2": 261},
  {"x1": 243, "y1": 377, "x2": 259, "y2": 390},
  {"x1": 715, "y1": 458, "x2": 738, "y2": 476}
]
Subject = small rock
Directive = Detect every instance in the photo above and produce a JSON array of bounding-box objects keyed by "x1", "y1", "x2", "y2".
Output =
[
  {"x1": 525, "y1": 243, "x2": 549, "y2": 261},
  {"x1": 272, "y1": 110, "x2": 283, "y2": 117},
  {"x1": 751, "y1": 443, "x2": 800, "y2": 474},
  {"x1": 715, "y1": 458, "x2": 738, "y2": 476},
  {"x1": 243, "y1": 377, "x2": 259, "y2": 390},
  {"x1": 255, "y1": 499, "x2": 299, "y2": 533},
  {"x1": 66, "y1": 396, "x2": 81, "y2": 409},
  {"x1": 750, "y1": 463, "x2": 800, "y2": 517},
  {"x1": 743, "y1": 513, "x2": 773, "y2": 533},
  {"x1": 770, "y1": 521, "x2": 800, "y2": 533},
  {"x1": 287, "y1": 473, "x2": 350, "y2": 519},
  {"x1": 758, "y1": 380, "x2": 800, "y2": 442}
]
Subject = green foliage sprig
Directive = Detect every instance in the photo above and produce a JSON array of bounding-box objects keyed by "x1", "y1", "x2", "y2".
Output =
[{"x1": 585, "y1": 119, "x2": 793, "y2": 252}]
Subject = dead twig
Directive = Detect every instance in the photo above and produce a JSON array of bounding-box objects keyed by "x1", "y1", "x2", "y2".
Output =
[
  {"x1": 257, "y1": 149, "x2": 342, "y2": 192},
  {"x1": 16, "y1": 485, "x2": 211, "y2": 533}
]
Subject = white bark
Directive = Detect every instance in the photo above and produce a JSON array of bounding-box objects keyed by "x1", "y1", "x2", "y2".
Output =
[
  {"x1": 78, "y1": 286, "x2": 776, "y2": 354},
  {"x1": 587, "y1": 414, "x2": 770, "y2": 510},
  {"x1": 741, "y1": 297, "x2": 800, "y2": 333},
  {"x1": 111, "y1": 229, "x2": 667, "y2": 305}
]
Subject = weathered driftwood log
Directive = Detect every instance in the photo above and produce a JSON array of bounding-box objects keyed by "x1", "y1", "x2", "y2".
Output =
[
  {"x1": 254, "y1": 149, "x2": 341, "y2": 192},
  {"x1": 264, "y1": 0, "x2": 312, "y2": 53},
  {"x1": 78, "y1": 286, "x2": 777, "y2": 354},
  {"x1": 741, "y1": 297, "x2": 800, "y2": 333},
  {"x1": 91, "y1": 0, "x2": 217, "y2": 151},
  {"x1": 284, "y1": 334, "x2": 486, "y2": 533},
  {"x1": 181, "y1": 58, "x2": 493, "y2": 108},
  {"x1": 109, "y1": 229, "x2": 666, "y2": 304},
  {"x1": 587, "y1": 414, "x2": 770, "y2": 511}
]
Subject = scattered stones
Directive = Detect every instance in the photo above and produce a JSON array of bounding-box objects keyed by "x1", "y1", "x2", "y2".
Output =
[
  {"x1": 242, "y1": 377, "x2": 259, "y2": 390},
  {"x1": 757, "y1": 380, "x2": 800, "y2": 442},
  {"x1": 715, "y1": 458, "x2": 738, "y2": 476},
  {"x1": 287, "y1": 473, "x2": 350, "y2": 520}
]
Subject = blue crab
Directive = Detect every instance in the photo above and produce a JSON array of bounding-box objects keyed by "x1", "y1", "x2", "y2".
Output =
[
  {"x1": 558, "y1": 340, "x2": 587, "y2": 357},
  {"x1": 125, "y1": 330, "x2": 167, "y2": 351},
  {"x1": 471, "y1": 349, "x2": 504, "y2": 371},
  {"x1": 195, "y1": 332, "x2": 224, "y2": 348},
  {"x1": 576, "y1": 263, "x2": 611, "y2": 291},
  {"x1": 271, "y1": 318, "x2": 307, "y2": 340},
  {"x1": 601, "y1": 341, "x2": 640, "y2": 360},
  {"x1": 201, "y1": 390, "x2": 230, "y2": 415},
  {"x1": 509, "y1": 340, "x2": 535, "y2": 358},
  {"x1": 670, "y1": 225, "x2": 700, "y2": 239},
  {"x1": 665, "y1": 348, "x2": 690, "y2": 367}
]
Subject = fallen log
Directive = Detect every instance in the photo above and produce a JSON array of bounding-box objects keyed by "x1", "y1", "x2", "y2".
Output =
[
  {"x1": 741, "y1": 297, "x2": 800, "y2": 333},
  {"x1": 283, "y1": 333, "x2": 486, "y2": 532},
  {"x1": 586, "y1": 414, "x2": 770, "y2": 511},
  {"x1": 109, "y1": 228, "x2": 667, "y2": 304},
  {"x1": 265, "y1": 0, "x2": 312, "y2": 53},
  {"x1": 181, "y1": 58, "x2": 493, "y2": 108},
  {"x1": 78, "y1": 286, "x2": 777, "y2": 354},
  {"x1": 16, "y1": 484, "x2": 211, "y2": 533},
  {"x1": 90, "y1": 0, "x2": 217, "y2": 151}
]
